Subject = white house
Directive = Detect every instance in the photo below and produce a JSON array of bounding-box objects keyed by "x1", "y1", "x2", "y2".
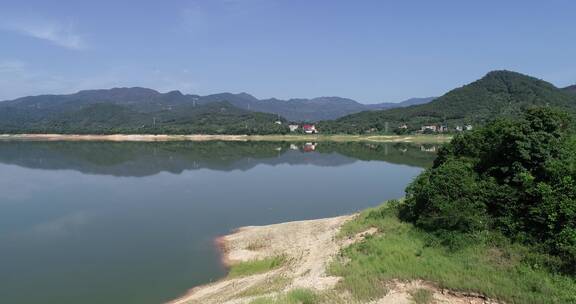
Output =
[
  {"x1": 421, "y1": 125, "x2": 437, "y2": 132},
  {"x1": 303, "y1": 124, "x2": 318, "y2": 134}
]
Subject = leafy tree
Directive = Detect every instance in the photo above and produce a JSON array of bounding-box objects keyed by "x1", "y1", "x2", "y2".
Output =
[
  {"x1": 403, "y1": 107, "x2": 576, "y2": 274},
  {"x1": 402, "y1": 159, "x2": 488, "y2": 234}
]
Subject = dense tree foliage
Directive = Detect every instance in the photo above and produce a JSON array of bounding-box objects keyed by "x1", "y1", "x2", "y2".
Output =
[
  {"x1": 319, "y1": 71, "x2": 576, "y2": 134},
  {"x1": 401, "y1": 107, "x2": 576, "y2": 274},
  {"x1": 402, "y1": 159, "x2": 488, "y2": 233},
  {"x1": 0, "y1": 101, "x2": 289, "y2": 135},
  {"x1": 564, "y1": 84, "x2": 576, "y2": 94}
]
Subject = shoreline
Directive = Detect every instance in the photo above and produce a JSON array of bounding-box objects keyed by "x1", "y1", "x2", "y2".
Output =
[
  {"x1": 0, "y1": 133, "x2": 451, "y2": 143},
  {"x1": 167, "y1": 215, "x2": 355, "y2": 304},
  {"x1": 168, "y1": 215, "x2": 496, "y2": 304}
]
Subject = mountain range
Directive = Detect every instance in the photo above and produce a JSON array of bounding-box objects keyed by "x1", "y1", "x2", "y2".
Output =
[
  {"x1": 0, "y1": 97, "x2": 290, "y2": 134},
  {"x1": 564, "y1": 85, "x2": 576, "y2": 94},
  {"x1": 0, "y1": 70, "x2": 573, "y2": 135},
  {"x1": 0, "y1": 89, "x2": 434, "y2": 124},
  {"x1": 319, "y1": 71, "x2": 576, "y2": 133}
]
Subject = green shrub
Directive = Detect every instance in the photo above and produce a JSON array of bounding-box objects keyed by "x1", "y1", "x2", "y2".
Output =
[
  {"x1": 285, "y1": 289, "x2": 318, "y2": 304},
  {"x1": 403, "y1": 107, "x2": 576, "y2": 274},
  {"x1": 402, "y1": 159, "x2": 488, "y2": 236},
  {"x1": 409, "y1": 288, "x2": 434, "y2": 304},
  {"x1": 248, "y1": 288, "x2": 319, "y2": 304}
]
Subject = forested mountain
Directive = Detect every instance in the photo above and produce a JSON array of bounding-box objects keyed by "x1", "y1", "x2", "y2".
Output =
[
  {"x1": 0, "y1": 88, "x2": 433, "y2": 123},
  {"x1": 365, "y1": 97, "x2": 436, "y2": 110},
  {"x1": 1, "y1": 70, "x2": 571, "y2": 135},
  {"x1": 319, "y1": 71, "x2": 576, "y2": 134},
  {"x1": 0, "y1": 97, "x2": 287, "y2": 134},
  {"x1": 180, "y1": 92, "x2": 434, "y2": 121},
  {"x1": 206, "y1": 94, "x2": 367, "y2": 121},
  {"x1": 226, "y1": 95, "x2": 436, "y2": 121},
  {"x1": 564, "y1": 85, "x2": 576, "y2": 94}
]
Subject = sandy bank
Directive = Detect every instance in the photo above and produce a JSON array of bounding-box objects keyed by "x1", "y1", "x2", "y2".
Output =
[
  {"x1": 168, "y1": 216, "x2": 353, "y2": 304},
  {"x1": 0, "y1": 134, "x2": 451, "y2": 143},
  {"x1": 167, "y1": 215, "x2": 498, "y2": 304}
]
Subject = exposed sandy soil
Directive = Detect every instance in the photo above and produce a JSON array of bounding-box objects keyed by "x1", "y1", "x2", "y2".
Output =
[
  {"x1": 0, "y1": 134, "x2": 451, "y2": 143},
  {"x1": 168, "y1": 215, "x2": 353, "y2": 304},
  {"x1": 167, "y1": 215, "x2": 499, "y2": 304},
  {"x1": 371, "y1": 280, "x2": 500, "y2": 304}
]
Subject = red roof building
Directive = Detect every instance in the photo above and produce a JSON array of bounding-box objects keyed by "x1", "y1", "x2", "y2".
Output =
[{"x1": 303, "y1": 124, "x2": 317, "y2": 134}]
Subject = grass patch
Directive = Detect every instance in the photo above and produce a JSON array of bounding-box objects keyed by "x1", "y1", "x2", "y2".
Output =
[
  {"x1": 329, "y1": 201, "x2": 576, "y2": 304},
  {"x1": 338, "y1": 199, "x2": 405, "y2": 239},
  {"x1": 228, "y1": 256, "x2": 286, "y2": 278},
  {"x1": 410, "y1": 288, "x2": 434, "y2": 304},
  {"x1": 248, "y1": 288, "x2": 319, "y2": 304},
  {"x1": 286, "y1": 289, "x2": 318, "y2": 304},
  {"x1": 238, "y1": 275, "x2": 291, "y2": 298}
]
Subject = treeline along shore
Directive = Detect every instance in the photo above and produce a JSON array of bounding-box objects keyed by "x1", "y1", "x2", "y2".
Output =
[{"x1": 0, "y1": 133, "x2": 451, "y2": 143}]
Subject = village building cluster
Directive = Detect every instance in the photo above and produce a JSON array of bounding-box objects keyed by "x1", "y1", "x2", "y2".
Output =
[
  {"x1": 287, "y1": 124, "x2": 318, "y2": 134},
  {"x1": 399, "y1": 123, "x2": 473, "y2": 133},
  {"x1": 272, "y1": 120, "x2": 319, "y2": 134}
]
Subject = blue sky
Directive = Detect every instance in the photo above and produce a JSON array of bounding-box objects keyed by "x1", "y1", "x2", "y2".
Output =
[{"x1": 1, "y1": 0, "x2": 575, "y2": 103}]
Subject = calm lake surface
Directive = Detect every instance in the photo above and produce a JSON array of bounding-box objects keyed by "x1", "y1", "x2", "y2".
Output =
[{"x1": 0, "y1": 141, "x2": 437, "y2": 304}]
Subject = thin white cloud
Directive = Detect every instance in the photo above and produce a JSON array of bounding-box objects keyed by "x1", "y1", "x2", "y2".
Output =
[
  {"x1": 220, "y1": 0, "x2": 275, "y2": 12},
  {"x1": 180, "y1": 0, "x2": 276, "y2": 34},
  {"x1": 0, "y1": 60, "x2": 111, "y2": 100},
  {"x1": 0, "y1": 60, "x2": 200, "y2": 100},
  {"x1": 1, "y1": 17, "x2": 86, "y2": 50},
  {"x1": 180, "y1": 5, "x2": 208, "y2": 35},
  {"x1": 0, "y1": 59, "x2": 27, "y2": 73}
]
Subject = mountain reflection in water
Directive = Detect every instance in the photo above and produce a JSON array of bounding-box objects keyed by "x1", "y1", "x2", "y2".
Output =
[{"x1": 0, "y1": 141, "x2": 438, "y2": 177}]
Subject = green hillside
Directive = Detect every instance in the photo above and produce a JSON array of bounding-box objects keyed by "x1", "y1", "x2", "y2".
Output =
[
  {"x1": 564, "y1": 85, "x2": 576, "y2": 94},
  {"x1": 319, "y1": 71, "x2": 576, "y2": 134},
  {"x1": 1, "y1": 70, "x2": 573, "y2": 135},
  {"x1": 0, "y1": 100, "x2": 288, "y2": 135}
]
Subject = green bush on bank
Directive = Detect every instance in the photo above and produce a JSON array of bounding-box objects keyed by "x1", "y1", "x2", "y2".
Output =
[{"x1": 401, "y1": 107, "x2": 576, "y2": 274}]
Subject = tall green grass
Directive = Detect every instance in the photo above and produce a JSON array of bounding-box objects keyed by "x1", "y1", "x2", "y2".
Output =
[
  {"x1": 249, "y1": 288, "x2": 318, "y2": 304},
  {"x1": 409, "y1": 288, "x2": 434, "y2": 304},
  {"x1": 238, "y1": 275, "x2": 291, "y2": 298},
  {"x1": 329, "y1": 201, "x2": 576, "y2": 304},
  {"x1": 227, "y1": 256, "x2": 287, "y2": 278}
]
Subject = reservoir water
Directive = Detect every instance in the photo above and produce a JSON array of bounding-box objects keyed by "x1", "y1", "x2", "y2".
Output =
[{"x1": 0, "y1": 141, "x2": 437, "y2": 304}]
